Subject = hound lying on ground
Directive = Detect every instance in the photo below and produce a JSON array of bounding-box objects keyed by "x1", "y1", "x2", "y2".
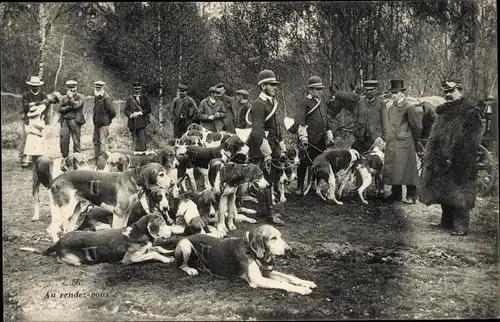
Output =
[
  {"x1": 32, "y1": 152, "x2": 92, "y2": 222},
  {"x1": 21, "y1": 214, "x2": 175, "y2": 266},
  {"x1": 174, "y1": 225, "x2": 317, "y2": 294}
]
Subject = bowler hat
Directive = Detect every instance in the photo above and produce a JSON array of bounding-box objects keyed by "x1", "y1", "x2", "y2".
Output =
[
  {"x1": 26, "y1": 76, "x2": 44, "y2": 86},
  {"x1": 308, "y1": 76, "x2": 325, "y2": 89},
  {"x1": 389, "y1": 80, "x2": 406, "y2": 93},
  {"x1": 441, "y1": 79, "x2": 463, "y2": 91},
  {"x1": 178, "y1": 84, "x2": 188, "y2": 91},
  {"x1": 258, "y1": 69, "x2": 280, "y2": 86},
  {"x1": 132, "y1": 81, "x2": 142, "y2": 89},
  {"x1": 66, "y1": 80, "x2": 78, "y2": 87},
  {"x1": 363, "y1": 80, "x2": 379, "y2": 90},
  {"x1": 236, "y1": 89, "x2": 249, "y2": 97},
  {"x1": 94, "y1": 80, "x2": 105, "y2": 87}
]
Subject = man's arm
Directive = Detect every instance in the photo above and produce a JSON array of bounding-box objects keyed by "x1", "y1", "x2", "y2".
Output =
[
  {"x1": 105, "y1": 95, "x2": 116, "y2": 120},
  {"x1": 408, "y1": 104, "x2": 423, "y2": 148},
  {"x1": 380, "y1": 100, "x2": 389, "y2": 140},
  {"x1": 142, "y1": 96, "x2": 152, "y2": 116},
  {"x1": 215, "y1": 102, "x2": 227, "y2": 120},
  {"x1": 251, "y1": 101, "x2": 272, "y2": 157},
  {"x1": 188, "y1": 97, "x2": 198, "y2": 118},
  {"x1": 197, "y1": 100, "x2": 211, "y2": 121},
  {"x1": 123, "y1": 97, "x2": 133, "y2": 118}
]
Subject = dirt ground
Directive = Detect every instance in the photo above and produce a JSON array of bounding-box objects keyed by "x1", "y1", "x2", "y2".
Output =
[{"x1": 2, "y1": 121, "x2": 499, "y2": 320}]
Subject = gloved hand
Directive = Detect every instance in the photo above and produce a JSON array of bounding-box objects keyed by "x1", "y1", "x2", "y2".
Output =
[
  {"x1": 214, "y1": 112, "x2": 221, "y2": 118},
  {"x1": 300, "y1": 136, "x2": 308, "y2": 146}
]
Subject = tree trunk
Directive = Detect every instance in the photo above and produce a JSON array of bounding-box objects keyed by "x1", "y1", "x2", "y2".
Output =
[
  {"x1": 53, "y1": 35, "x2": 66, "y2": 91},
  {"x1": 157, "y1": 6, "x2": 164, "y2": 124},
  {"x1": 38, "y1": 3, "x2": 47, "y2": 81}
]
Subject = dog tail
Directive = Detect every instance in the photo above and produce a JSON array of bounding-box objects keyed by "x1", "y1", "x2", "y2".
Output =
[
  {"x1": 303, "y1": 167, "x2": 316, "y2": 196},
  {"x1": 20, "y1": 243, "x2": 57, "y2": 256}
]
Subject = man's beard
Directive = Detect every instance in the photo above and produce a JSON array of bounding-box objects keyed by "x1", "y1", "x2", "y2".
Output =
[
  {"x1": 264, "y1": 87, "x2": 276, "y2": 97},
  {"x1": 94, "y1": 89, "x2": 104, "y2": 97},
  {"x1": 31, "y1": 88, "x2": 40, "y2": 95}
]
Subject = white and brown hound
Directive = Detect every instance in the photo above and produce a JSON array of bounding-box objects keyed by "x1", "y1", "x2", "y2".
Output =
[
  {"x1": 304, "y1": 149, "x2": 362, "y2": 204},
  {"x1": 352, "y1": 138, "x2": 386, "y2": 204},
  {"x1": 47, "y1": 163, "x2": 174, "y2": 242},
  {"x1": 21, "y1": 214, "x2": 175, "y2": 266},
  {"x1": 174, "y1": 225, "x2": 317, "y2": 294},
  {"x1": 32, "y1": 153, "x2": 92, "y2": 222}
]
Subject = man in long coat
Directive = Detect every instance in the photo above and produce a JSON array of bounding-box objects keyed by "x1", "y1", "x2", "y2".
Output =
[
  {"x1": 294, "y1": 76, "x2": 334, "y2": 195},
  {"x1": 171, "y1": 83, "x2": 198, "y2": 138},
  {"x1": 198, "y1": 86, "x2": 226, "y2": 132},
  {"x1": 383, "y1": 80, "x2": 423, "y2": 204},
  {"x1": 124, "y1": 81, "x2": 151, "y2": 151},
  {"x1": 329, "y1": 80, "x2": 389, "y2": 153},
  {"x1": 58, "y1": 80, "x2": 86, "y2": 157},
  {"x1": 419, "y1": 79, "x2": 483, "y2": 236},
  {"x1": 216, "y1": 83, "x2": 239, "y2": 133},
  {"x1": 248, "y1": 69, "x2": 287, "y2": 225}
]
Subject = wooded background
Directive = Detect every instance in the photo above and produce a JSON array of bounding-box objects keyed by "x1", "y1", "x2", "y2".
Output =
[{"x1": 1, "y1": 1, "x2": 497, "y2": 122}]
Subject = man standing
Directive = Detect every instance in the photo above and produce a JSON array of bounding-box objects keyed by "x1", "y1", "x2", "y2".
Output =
[
  {"x1": 383, "y1": 80, "x2": 423, "y2": 204},
  {"x1": 248, "y1": 69, "x2": 287, "y2": 226},
  {"x1": 330, "y1": 80, "x2": 389, "y2": 153},
  {"x1": 20, "y1": 76, "x2": 48, "y2": 167},
  {"x1": 294, "y1": 76, "x2": 334, "y2": 195},
  {"x1": 58, "y1": 80, "x2": 85, "y2": 158},
  {"x1": 124, "y1": 81, "x2": 151, "y2": 151},
  {"x1": 216, "y1": 83, "x2": 238, "y2": 133},
  {"x1": 236, "y1": 89, "x2": 251, "y2": 129},
  {"x1": 198, "y1": 86, "x2": 226, "y2": 132},
  {"x1": 171, "y1": 83, "x2": 198, "y2": 138},
  {"x1": 92, "y1": 81, "x2": 116, "y2": 159},
  {"x1": 419, "y1": 79, "x2": 483, "y2": 236}
]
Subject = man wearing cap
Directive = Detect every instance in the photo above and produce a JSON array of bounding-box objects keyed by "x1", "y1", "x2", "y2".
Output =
[
  {"x1": 124, "y1": 81, "x2": 151, "y2": 151},
  {"x1": 20, "y1": 76, "x2": 48, "y2": 167},
  {"x1": 294, "y1": 76, "x2": 334, "y2": 195},
  {"x1": 419, "y1": 79, "x2": 483, "y2": 236},
  {"x1": 92, "y1": 81, "x2": 116, "y2": 159},
  {"x1": 171, "y1": 84, "x2": 198, "y2": 138},
  {"x1": 58, "y1": 80, "x2": 86, "y2": 158},
  {"x1": 216, "y1": 83, "x2": 239, "y2": 133},
  {"x1": 330, "y1": 79, "x2": 389, "y2": 153},
  {"x1": 198, "y1": 86, "x2": 226, "y2": 132},
  {"x1": 236, "y1": 89, "x2": 251, "y2": 129},
  {"x1": 248, "y1": 69, "x2": 287, "y2": 226},
  {"x1": 383, "y1": 80, "x2": 423, "y2": 204}
]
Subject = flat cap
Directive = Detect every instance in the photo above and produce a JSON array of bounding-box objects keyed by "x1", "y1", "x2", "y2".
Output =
[
  {"x1": 178, "y1": 84, "x2": 188, "y2": 90},
  {"x1": 441, "y1": 79, "x2": 463, "y2": 91},
  {"x1": 66, "y1": 80, "x2": 78, "y2": 87},
  {"x1": 215, "y1": 83, "x2": 224, "y2": 88},
  {"x1": 363, "y1": 80, "x2": 379, "y2": 89},
  {"x1": 209, "y1": 86, "x2": 219, "y2": 93},
  {"x1": 132, "y1": 81, "x2": 142, "y2": 88},
  {"x1": 236, "y1": 89, "x2": 249, "y2": 96},
  {"x1": 94, "y1": 80, "x2": 105, "y2": 87}
]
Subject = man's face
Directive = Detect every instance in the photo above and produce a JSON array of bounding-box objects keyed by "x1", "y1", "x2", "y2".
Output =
[
  {"x1": 67, "y1": 86, "x2": 77, "y2": 94},
  {"x1": 310, "y1": 87, "x2": 322, "y2": 99},
  {"x1": 219, "y1": 87, "x2": 226, "y2": 95},
  {"x1": 444, "y1": 88, "x2": 462, "y2": 102},
  {"x1": 365, "y1": 88, "x2": 376, "y2": 98},
  {"x1": 391, "y1": 91, "x2": 405, "y2": 102},
  {"x1": 133, "y1": 88, "x2": 141, "y2": 96},
  {"x1": 94, "y1": 86, "x2": 104, "y2": 96},
  {"x1": 262, "y1": 83, "x2": 278, "y2": 97},
  {"x1": 30, "y1": 85, "x2": 40, "y2": 93},
  {"x1": 216, "y1": 91, "x2": 223, "y2": 100}
]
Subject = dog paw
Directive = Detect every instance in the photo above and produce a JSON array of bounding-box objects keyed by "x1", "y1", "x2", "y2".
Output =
[
  {"x1": 228, "y1": 223, "x2": 237, "y2": 231},
  {"x1": 30, "y1": 216, "x2": 39, "y2": 222},
  {"x1": 95, "y1": 223, "x2": 112, "y2": 231},
  {"x1": 183, "y1": 267, "x2": 199, "y2": 276},
  {"x1": 362, "y1": 200, "x2": 368, "y2": 205},
  {"x1": 247, "y1": 218, "x2": 257, "y2": 224},
  {"x1": 162, "y1": 257, "x2": 175, "y2": 264},
  {"x1": 334, "y1": 200, "x2": 344, "y2": 205},
  {"x1": 293, "y1": 286, "x2": 313, "y2": 295},
  {"x1": 217, "y1": 223, "x2": 228, "y2": 234},
  {"x1": 279, "y1": 197, "x2": 287, "y2": 203},
  {"x1": 299, "y1": 281, "x2": 317, "y2": 289}
]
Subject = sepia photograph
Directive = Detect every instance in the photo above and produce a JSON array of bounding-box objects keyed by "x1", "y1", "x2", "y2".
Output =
[{"x1": 1, "y1": 1, "x2": 498, "y2": 320}]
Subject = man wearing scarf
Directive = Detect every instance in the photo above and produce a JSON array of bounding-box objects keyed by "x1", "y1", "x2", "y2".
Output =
[
  {"x1": 124, "y1": 81, "x2": 151, "y2": 151},
  {"x1": 294, "y1": 76, "x2": 334, "y2": 195},
  {"x1": 419, "y1": 79, "x2": 483, "y2": 236},
  {"x1": 92, "y1": 81, "x2": 116, "y2": 159},
  {"x1": 248, "y1": 69, "x2": 287, "y2": 226}
]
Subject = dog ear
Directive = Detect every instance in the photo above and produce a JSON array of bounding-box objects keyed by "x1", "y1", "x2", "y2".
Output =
[
  {"x1": 249, "y1": 228, "x2": 266, "y2": 259},
  {"x1": 137, "y1": 165, "x2": 156, "y2": 189},
  {"x1": 61, "y1": 155, "x2": 73, "y2": 172},
  {"x1": 146, "y1": 215, "x2": 162, "y2": 240}
]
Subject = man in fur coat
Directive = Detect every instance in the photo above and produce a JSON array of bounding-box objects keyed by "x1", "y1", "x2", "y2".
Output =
[{"x1": 419, "y1": 79, "x2": 483, "y2": 236}]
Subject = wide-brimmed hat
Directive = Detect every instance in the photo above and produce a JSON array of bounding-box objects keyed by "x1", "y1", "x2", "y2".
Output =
[
  {"x1": 236, "y1": 89, "x2": 249, "y2": 97},
  {"x1": 441, "y1": 79, "x2": 463, "y2": 91},
  {"x1": 26, "y1": 76, "x2": 44, "y2": 86},
  {"x1": 132, "y1": 81, "x2": 142, "y2": 89},
  {"x1": 389, "y1": 80, "x2": 406, "y2": 93},
  {"x1": 258, "y1": 69, "x2": 280, "y2": 86},
  {"x1": 308, "y1": 76, "x2": 326, "y2": 89},
  {"x1": 363, "y1": 80, "x2": 379, "y2": 90}
]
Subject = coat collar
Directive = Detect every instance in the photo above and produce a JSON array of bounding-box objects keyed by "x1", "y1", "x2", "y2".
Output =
[
  {"x1": 306, "y1": 94, "x2": 320, "y2": 103},
  {"x1": 395, "y1": 98, "x2": 407, "y2": 108},
  {"x1": 259, "y1": 92, "x2": 275, "y2": 104}
]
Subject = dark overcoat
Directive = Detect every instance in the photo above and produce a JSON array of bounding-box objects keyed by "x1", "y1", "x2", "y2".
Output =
[
  {"x1": 418, "y1": 98, "x2": 483, "y2": 210},
  {"x1": 248, "y1": 94, "x2": 282, "y2": 159},
  {"x1": 124, "y1": 94, "x2": 151, "y2": 129}
]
